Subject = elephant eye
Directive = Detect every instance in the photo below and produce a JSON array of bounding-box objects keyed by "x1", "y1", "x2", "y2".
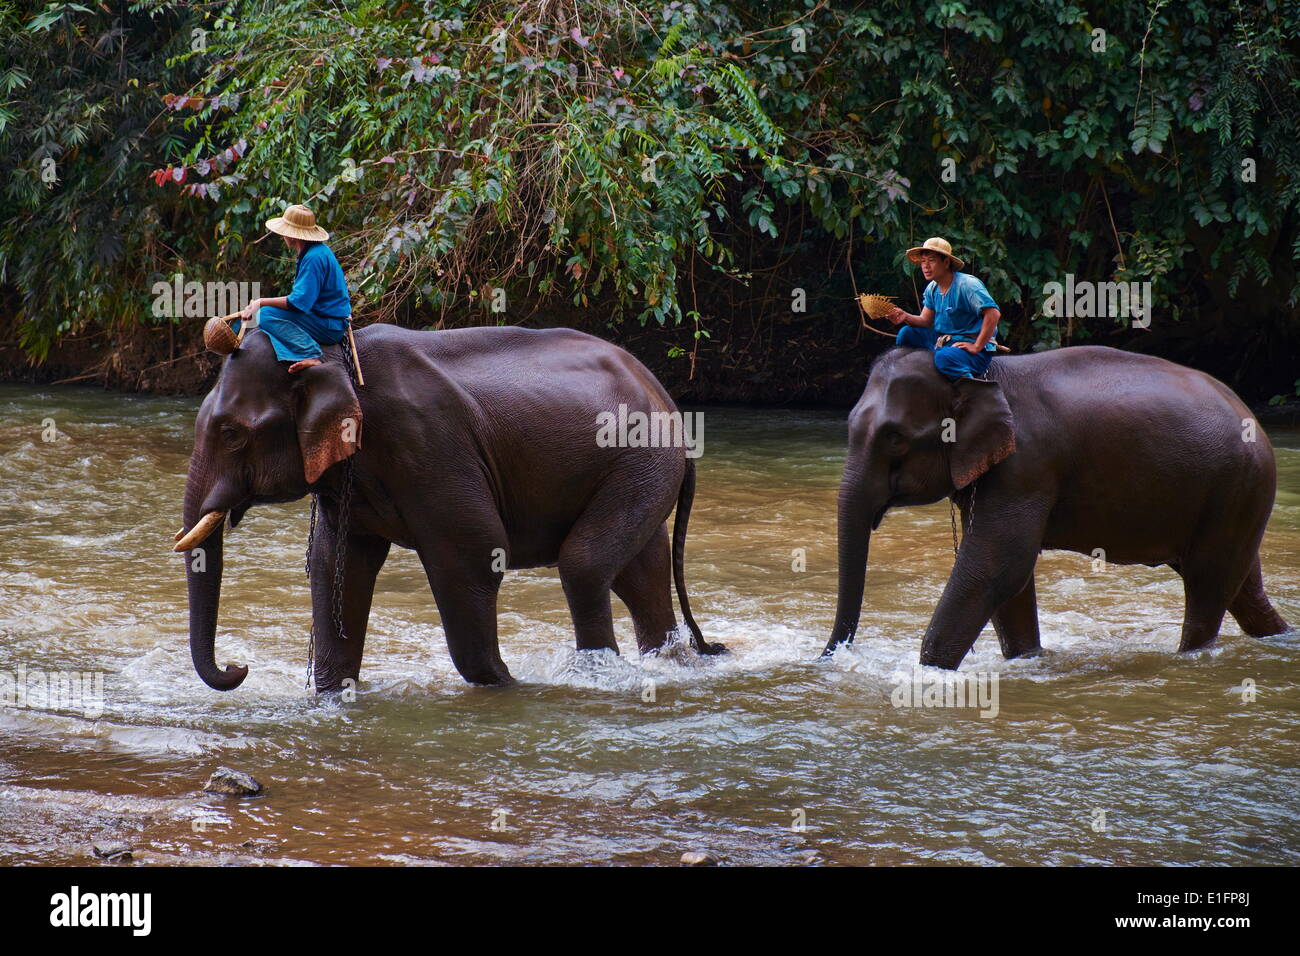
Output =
[
  {"x1": 220, "y1": 422, "x2": 248, "y2": 450},
  {"x1": 878, "y1": 426, "x2": 909, "y2": 456}
]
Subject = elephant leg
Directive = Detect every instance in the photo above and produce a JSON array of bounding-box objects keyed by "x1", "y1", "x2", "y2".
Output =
[
  {"x1": 558, "y1": 472, "x2": 668, "y2": 655},
  {"x1": 422, "y1": 558, "x2": 512, "y2": 685},
  {"x1": 919, "y1": 514, "x2": 1044, "y2": 670},
  {"x1": 558, "y1": 549, "x2": 619, "y2": 654},
  {"x1": 612, "y1": 524, "x2": 678, "y2": 655},
  {"x1": 410, "y1": 495, "x2": 512, "y2": 685},
  {"x1": 1227, "y1": 555, "x2": 1289, "y2": 637},
  {"x1": 309, "y1": 528, "x2": 391, "y2": 692},
  {"x1": 1173, "y1": 556, "x2": 1239, "y2": 652},
  {"x1": 418, "y1": 530, "x2": 514, "y2": 686},
  {"x1": 990, "y1": 568, "x2": 1041, "y2": 659}
]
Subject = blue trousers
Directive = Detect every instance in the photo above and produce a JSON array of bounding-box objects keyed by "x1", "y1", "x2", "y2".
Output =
[
  {"x1": 234, "y1": 305, "x2": 348, "y2": 362},
  {"x1": 895, "y1": 325, "x2": 993, "y2": 380}
]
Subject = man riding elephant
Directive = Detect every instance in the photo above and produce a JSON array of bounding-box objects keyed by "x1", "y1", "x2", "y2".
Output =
[{"x1": 885, "y1": 237, "x2": 1002, "y2": 380}]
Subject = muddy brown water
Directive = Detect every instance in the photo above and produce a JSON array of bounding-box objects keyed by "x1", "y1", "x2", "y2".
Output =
[{"x1": 0, "y1": 383, "x2": 1296, "y2": 865}]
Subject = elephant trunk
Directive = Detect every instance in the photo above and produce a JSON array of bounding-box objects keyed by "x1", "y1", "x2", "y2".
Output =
[
  {"x1": 823, "y1": 466, "x2": 885, "y2": 655},
  {"x1": 181, "y1": 453, "x2": 248, "y2": 691}
]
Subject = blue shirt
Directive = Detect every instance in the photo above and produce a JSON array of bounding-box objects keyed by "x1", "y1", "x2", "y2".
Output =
[
  {"x1": 287, "y1": 243, "x2": 351, "y2": 323},
  {"x1": 923, "y1": 272, "x2": 999, "y2": 351}
]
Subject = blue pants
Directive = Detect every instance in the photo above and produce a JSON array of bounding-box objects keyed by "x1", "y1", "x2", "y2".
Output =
[
  {"x1": 234, "y1": 306, "x2": 348, "y2": 362},
  {"x1": 895, "y1": 325, "x2": 993, "y2": 380}
]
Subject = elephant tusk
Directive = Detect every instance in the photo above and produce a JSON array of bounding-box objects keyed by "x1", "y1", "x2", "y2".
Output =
[{"x1": 173, "y1": 511, "x2": 225, "y2": 552}]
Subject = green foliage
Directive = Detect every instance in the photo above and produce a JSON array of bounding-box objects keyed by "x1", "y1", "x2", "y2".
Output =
[
  {"x1": 2, "y1": 0, "x2": 1299, "y2": 385},
  {"x1": 0, "y1": 0, "x2": 212, "y2": 360},
  {"x1": 148, "y1": 0, "x2": 787, "y2": 327}
]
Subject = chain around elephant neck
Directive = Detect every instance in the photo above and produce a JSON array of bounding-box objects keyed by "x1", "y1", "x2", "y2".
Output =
[
  {"x1": 305, "y1": 497, "x2": 317, "y2": 688},
  {"x1": 304, "y1": 334, "x2": 361, "y2": 689},
  {"x1": 950, "y1": 480, "x2": 976, "y2": 555}
]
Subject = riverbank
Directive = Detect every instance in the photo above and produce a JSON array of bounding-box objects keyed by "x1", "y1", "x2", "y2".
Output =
[
  {"x1": 0, "y1": 308, "x2": 885, "y2": 406},
  {"x1": 2, "y1": 312, "x2": 1298, "y2": 423}
]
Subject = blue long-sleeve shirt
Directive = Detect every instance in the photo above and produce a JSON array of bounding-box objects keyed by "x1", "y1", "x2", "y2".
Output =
[
  {"x1": 287, "y1": 242, "x2": 351, "y2": 321},
  {"x1": 923, "y1": 272, "x2": 999, "y2": 351}
]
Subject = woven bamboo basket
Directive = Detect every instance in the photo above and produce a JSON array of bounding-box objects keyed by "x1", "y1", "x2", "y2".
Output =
[
  {"x1": 203, "y1": 312, "x2": 244, "y2": 355},
  {"x1": 857, "y1": 293, "x2": 899, "y2": 320}
]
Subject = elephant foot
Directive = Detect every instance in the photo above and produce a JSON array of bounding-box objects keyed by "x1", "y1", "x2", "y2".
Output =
[
  {"x1": 465, "y1": 673, "x2": 516, "y2": 687},
  {"x1": 313, "y1": 667, "x2": 361, "y2": 695},
  {"x1": 458, "y1": 661, "x2": 517, "y2": 686},
  {"x1": 1003, "y1": 646, "x2": 1042, "y2": 661},
  {"x1": 816, "y1": 638, "x2": 852, "y2": 662},
  {"x1": 698, "y1": 641, "x2": 728, "y2": 656},
  {"x1": 918, "y1": 648, "x2": 965, "y2": 671}
]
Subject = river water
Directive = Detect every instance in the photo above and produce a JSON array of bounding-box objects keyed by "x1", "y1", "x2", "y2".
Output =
[{"x1": 0, "y1": 383, "x2": 1296, "y2": 866}]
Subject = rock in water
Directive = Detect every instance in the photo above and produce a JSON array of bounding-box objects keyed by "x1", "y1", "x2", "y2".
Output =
[
  {"x1": 91, "y1": 843, "x2": 133, "y2": 861},
  {"x1": 203, "y1": 767, "x2": 263, "y2": 797},
  {"x1": 680, "y1": 850, "x2": 718, "y2": 867}
]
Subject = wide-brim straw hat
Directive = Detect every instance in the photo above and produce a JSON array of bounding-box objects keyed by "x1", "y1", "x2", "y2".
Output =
[
  {"x1": 266, "y1": 203, "x2": 329, "y2": 241},
  {"x1": 905, "y1": 236, "x2": 964, "y2": 271}
]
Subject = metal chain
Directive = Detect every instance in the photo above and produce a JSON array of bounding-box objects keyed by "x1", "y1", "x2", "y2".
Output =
[
  {"x1": 950, "y1": 497, "x2": 960, "y2": 555},
  {"x1": 949, "y1": 480, "x2": 977, "y2": 555},
  {"x1": 304, "y1": 494, "x2": 317, "y2": 689},
  {"x1": 331, "y1": 456, "x2": 355, "y2": 644},
  {"x1": 305, "y1": 495, "x2": 317, "y2": 572},
  {"x1": 303, "y1": 330, "x2": 361, "y2": 689}
]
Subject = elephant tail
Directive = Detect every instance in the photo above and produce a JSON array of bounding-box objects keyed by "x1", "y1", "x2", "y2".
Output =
[{"x1": 673, "y1": 458, "x2": 724, "y2": 655}]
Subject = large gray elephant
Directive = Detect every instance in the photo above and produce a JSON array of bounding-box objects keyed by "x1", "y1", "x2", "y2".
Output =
[
  {"x1": 823, "y1": 345, "x2": 1289, "y2": 668},
  {"x1": 175, "y1": 324, "x2": 723, "y2": 692}
]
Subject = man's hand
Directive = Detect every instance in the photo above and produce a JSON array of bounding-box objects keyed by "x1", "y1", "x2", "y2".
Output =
[
  {"x1": 240, "y1": 298, "x2": 261, "y2": 320},
  {"x1": 886, "y1": 307, "x2": 908, "y2": 326},
  {"x1": 954, "y1": 340, "x2": 982, "y2": 354}
]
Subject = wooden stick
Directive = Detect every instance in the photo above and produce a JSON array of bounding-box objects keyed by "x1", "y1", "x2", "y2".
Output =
[{"x1": 346, "y1": 321, "x2": 365, "y2": 386}]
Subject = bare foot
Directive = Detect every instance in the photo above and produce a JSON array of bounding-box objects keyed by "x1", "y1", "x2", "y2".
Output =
[{"x1": 287, "y1": 358, "x2": 324, "y2": 373}]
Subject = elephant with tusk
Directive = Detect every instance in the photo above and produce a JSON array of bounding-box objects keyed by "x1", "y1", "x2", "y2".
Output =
[
  {"x1": 177, "y1": 324, "x2": 723, "y2": 693},
  {"x1": 174, "y1": 511, "x2": 224, "y2": 552},
  {"x1": 824, "y1": 345, "x2": 1290, "y2": 669}
]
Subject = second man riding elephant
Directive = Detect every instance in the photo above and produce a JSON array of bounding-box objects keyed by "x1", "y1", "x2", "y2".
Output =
[{"x1": 886, "y1": 237, "x2": 1002, "y2": 380}]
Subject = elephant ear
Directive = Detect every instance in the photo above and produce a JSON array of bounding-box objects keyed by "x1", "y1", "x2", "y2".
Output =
[
  {"x1": 294, "y1": 356, "x2": 362, "y2": 484},
  {"x1": 949, "y1": 378, "x2": 1016, "y2": 490}
]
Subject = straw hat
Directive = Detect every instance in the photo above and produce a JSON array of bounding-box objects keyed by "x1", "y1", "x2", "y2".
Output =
[
  {"x1": 905, "y1": 236, "x2": 964, "y2": 271},
  {"x1": 265, "y1": 204, "x2": 329, "y2": 241}
]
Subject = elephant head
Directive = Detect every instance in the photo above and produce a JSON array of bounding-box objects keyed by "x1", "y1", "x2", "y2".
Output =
[
  {"x1": 826, "y1": 348, "x2": 1016, "y2": 649},
  {"x1": 175, "y1": 330, "x2": 362, "y2": 690}
]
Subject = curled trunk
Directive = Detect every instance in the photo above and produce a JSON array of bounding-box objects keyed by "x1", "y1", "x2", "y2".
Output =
[{"x1": 181, "y1": 451, "x2": 247, "y2": 691}]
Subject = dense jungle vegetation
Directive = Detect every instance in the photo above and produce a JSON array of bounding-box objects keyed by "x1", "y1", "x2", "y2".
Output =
[{"x1": 2, "y1": 0, "x2": 1298, "y2": 402}]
